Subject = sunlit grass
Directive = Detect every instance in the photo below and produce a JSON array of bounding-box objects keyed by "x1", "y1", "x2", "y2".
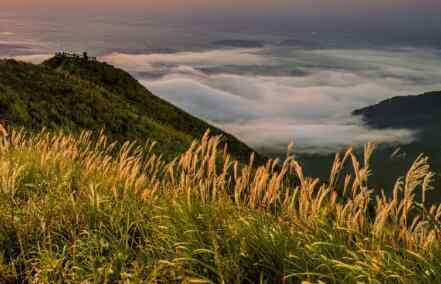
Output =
[{"x1": 0, "y1": 125, "x2": 439, "y2": 283}]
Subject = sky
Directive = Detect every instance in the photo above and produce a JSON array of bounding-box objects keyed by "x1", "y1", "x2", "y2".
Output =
[
  {"x1": 3, "y1": 0, "x2": 441, "y2": 14},
  {"x1": 4, "y1": 0, "x2": 440, "y2": 38}
]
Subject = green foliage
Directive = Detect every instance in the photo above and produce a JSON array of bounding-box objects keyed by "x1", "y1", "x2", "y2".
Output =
[
  {"x1": 43, "y1": 53, "x2": 260, "y2": 162},
  {"x1": 0, "y1": 55, "x2": 260, "y2": 162}
]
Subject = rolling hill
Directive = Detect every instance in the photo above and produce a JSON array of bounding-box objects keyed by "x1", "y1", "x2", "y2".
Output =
[{"x1": 0, "y1": 53, "x2": 261, "y2": 161}]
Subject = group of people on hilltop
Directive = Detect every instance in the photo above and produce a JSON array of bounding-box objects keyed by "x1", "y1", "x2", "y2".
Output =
[{"x1": 55, "y1": 51, "x2": 97, "y2": 61}]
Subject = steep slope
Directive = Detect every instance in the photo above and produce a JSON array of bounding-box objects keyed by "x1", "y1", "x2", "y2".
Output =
[{"x1": 0, "y1": 54, "x2": 261, "y2": 161}]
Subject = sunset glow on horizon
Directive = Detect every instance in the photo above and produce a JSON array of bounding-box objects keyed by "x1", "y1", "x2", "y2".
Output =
[{"x1": 4, "y1": 0, "x2": 441, "y2": 13}]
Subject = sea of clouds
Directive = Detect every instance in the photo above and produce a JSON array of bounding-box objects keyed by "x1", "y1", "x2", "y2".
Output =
[
  {"x1": 101, "y1": 46, "x2": 441, "y2": 154},
  {"x1": 2, "y1": 11, "x2": 441, "y2": 156},
  {"x1": 3, "y1": 33, "x2": 441, "y2": 155}
]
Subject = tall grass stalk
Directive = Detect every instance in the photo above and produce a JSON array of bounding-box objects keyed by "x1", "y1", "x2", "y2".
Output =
[{"x1": 0, "y1": 126, "x2": 439, "y2": 283}]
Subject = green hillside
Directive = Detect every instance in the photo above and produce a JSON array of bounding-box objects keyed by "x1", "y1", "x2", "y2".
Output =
[{"x1": 0, "y1": 53, "x2": 260, "y2": 161}]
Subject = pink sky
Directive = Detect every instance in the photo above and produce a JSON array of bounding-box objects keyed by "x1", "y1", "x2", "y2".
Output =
[{"x1": 4, "y1": 0, "x2": 440, "y2": 13}]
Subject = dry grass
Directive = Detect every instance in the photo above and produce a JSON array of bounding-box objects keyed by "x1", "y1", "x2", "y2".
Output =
[{"x1": 0, "y1": 126, "x2": 439, "y2": 283}]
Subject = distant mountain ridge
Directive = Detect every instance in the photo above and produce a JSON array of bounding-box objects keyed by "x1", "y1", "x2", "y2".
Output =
[
  {"x1": 352, "y1": 91, "x2": 441, "y2": 200},
  {"x1": 212, "y1": 40, "x2": 264, "y2": 48},
  {"x1": 0, "y1": 53, "x2": 261, "y2": 161},
  {"x1": 353, "y1": 91, "x2": 441, "y2": 132}
]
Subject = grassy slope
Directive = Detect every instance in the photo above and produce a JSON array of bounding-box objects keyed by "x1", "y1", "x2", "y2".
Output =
[
  {"x1": 0, "y1": 128, "x2": 440, "y2": 283},
  {"x1": 0, "y1": 55, "x2": 260, "y2": 162}
]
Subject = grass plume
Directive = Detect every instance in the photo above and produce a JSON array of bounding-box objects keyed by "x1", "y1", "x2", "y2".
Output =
[{"x1": 0, "y1": 125, "x2": 439, "y2": 283}]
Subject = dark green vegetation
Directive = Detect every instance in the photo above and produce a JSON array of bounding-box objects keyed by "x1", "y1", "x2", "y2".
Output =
[
  {"x1": 0, "y1": 53, "x2": 259, "y2": 161},
  {"x1": 352, "y1": 91, "x2": 441, "y2": 201},
  {"x1": 353, "y1": 91, "x2": 441, "y2": 138}
]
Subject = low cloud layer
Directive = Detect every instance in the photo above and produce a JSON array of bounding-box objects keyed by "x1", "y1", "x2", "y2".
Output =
[
  {"x1": 103, "y1": 47, "x2": 441, "y2": 154},
  {"x1": 10, "y1": 54, "x2": 53, "y2": 64},
  {"x1": 223, "y1": 120, "x2": 415, "y2": 154},
  {"x1": 7, "y1": 45, "x2": 441, "y2": 155},
  {"x1": 102, "y1": 49, "x2": 273, "y2": 71}
]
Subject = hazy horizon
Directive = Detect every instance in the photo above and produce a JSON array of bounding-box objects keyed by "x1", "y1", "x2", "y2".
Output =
[{"x1": 2, "y1": 1, "x2": 441, "y2": 35}]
